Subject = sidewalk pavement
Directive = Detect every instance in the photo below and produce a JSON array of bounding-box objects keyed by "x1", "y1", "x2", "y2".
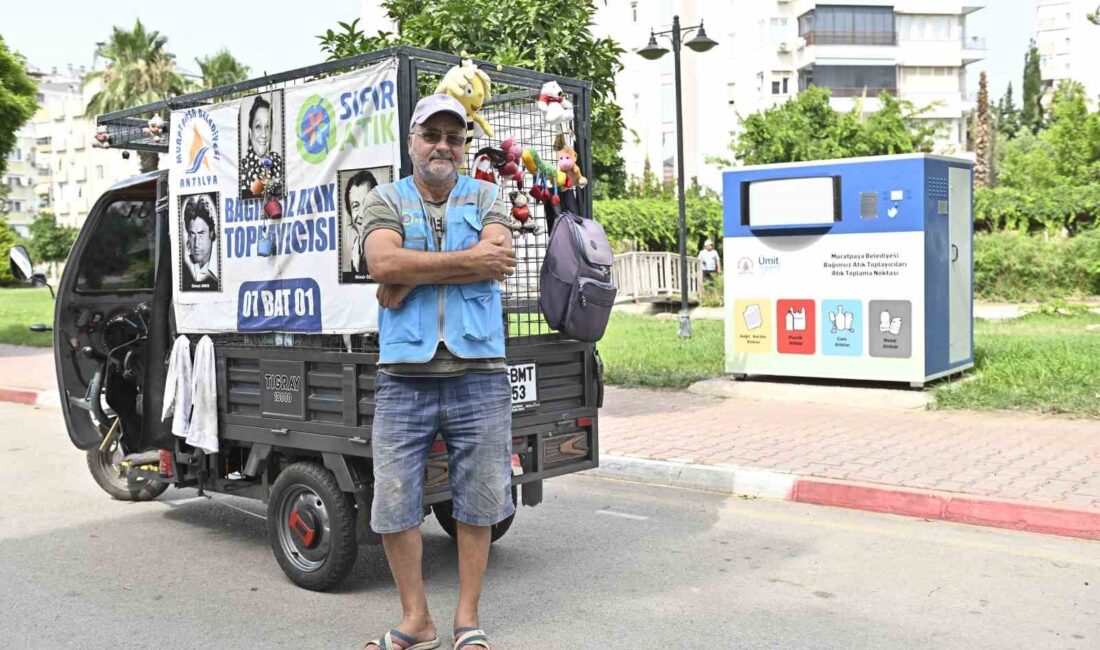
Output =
[
  {"x1": 0, "y1": 344, "x2": 57, "y2": 407},
  {"x1": 2, "y1": 342, "x2": 1098, "y2": 540},
  {"x1": 593, "y1": 385, "x2": 1100, "y2": 541}
]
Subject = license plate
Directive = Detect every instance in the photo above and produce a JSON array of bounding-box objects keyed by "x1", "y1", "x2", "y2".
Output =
[{"x1": 508, "y1": 363, "x2": 538, "y2": 412}]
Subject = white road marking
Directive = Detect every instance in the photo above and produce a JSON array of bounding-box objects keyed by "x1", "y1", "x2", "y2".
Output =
[{"x1": 596, "y1": 508, "x2": 649, "y2": 521}]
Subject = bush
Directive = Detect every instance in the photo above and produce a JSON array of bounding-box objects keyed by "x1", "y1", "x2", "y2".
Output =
[
  {"x1": 594, "y1": 197, "x2": 723, "y2": 255},
  {"x1": 0, "y1": 216, "x2": 23, "y2": 287},
  {"x1": 974, "y1": 230, "x2": 1100, "y2": 301},
  {"x1": 975, "y1": 185, "x2": 1100, "y2": 234}
]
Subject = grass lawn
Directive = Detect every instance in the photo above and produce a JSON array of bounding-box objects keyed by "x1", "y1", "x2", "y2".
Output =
[
  {"x1": 0, "y1": 287, "x2": 54, "y2": 347},
  {"x1": 932, "y1": 312, "x2": 1100, "y2": 417},
  {"x1": 600, "y1": 309, "x2": 1100, "y2": 417},
  {"x1": 599, "y1": 312, "x2": 724, "y2": 388}
]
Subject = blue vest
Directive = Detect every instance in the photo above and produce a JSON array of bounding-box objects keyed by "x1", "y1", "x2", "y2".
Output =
[{"x1": 374, "y1": 175, "x2": 504, "y2": 364}]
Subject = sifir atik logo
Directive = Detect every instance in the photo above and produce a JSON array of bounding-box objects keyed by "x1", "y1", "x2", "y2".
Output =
[
  {"x1": 174, "y1": 108, "x2": 220, "y2": 188},
  {"x1": 294, "y1": 80, "x2": 398, "y2": 165}
]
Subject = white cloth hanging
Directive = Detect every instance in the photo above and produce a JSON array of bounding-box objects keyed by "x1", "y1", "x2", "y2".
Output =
[
  {"x1": 185, "y1": 335, "x2": 219, "y2": 454},
  {"x1": 161, "y1": 335, "x2": 192, "y2": 438}
]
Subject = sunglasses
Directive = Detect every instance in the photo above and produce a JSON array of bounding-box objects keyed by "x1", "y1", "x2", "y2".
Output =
[{"x1": 415, "y1": 129, "x2": 467, "y2": 147}]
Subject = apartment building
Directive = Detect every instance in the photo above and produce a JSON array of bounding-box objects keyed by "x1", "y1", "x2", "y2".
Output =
[
  {"x1": 31, "y1": 67, "x2": 141, "y2": 231},
  {"x1": 596, "y1": 1, "x2": 985, "y2": 189},
  {"x1": 2, "y1": 127, "x2": 41, "y2": 237},
  {"x1": 732, "y1": 1, "x2": 985, "y2": 160},
  {"x1": 1036, "y1": 0, "x2": 1100, "y2": 101}
]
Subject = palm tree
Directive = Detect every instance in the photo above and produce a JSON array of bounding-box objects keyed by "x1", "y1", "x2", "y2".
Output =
[
  {"x1": 85, "y1": 20, "x2": 187, "y2": 172},
  {"x1": 196, "y1": 49, "x2": 250, "y2": 89}
]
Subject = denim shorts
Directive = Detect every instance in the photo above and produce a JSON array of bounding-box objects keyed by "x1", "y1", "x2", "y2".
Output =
[{"x1": 370, "y1": 371, "x2": 515, "y2": 534}]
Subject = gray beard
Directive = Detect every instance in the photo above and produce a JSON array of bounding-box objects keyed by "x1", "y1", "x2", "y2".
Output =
[{"x1": 414, "y1": 156, "x2": 457, "y2": 185}]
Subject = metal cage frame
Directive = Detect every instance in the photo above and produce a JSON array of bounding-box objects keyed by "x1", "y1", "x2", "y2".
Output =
[{"x1": 97, "y1": 46, "x2": 595, "y2": 349}]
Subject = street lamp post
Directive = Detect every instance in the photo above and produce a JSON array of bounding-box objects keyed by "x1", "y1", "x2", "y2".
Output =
[{"x1": 638, "y1": 15, "x2": 717, "y2": 338}]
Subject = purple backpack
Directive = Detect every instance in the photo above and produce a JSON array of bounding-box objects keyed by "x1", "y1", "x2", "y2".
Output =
[{"x1": 539, "y1": 212, "x2": 617, "y2": 342}]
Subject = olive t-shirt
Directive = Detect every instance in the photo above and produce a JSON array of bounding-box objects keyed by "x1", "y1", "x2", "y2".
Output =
[{"x1": 363, "y1": 188, "x2": 511, "y2": 377}]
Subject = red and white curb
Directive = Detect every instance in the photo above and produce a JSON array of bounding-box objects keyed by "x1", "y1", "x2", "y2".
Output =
[
  {"x1": 592, "y1": 454, "x2": 1100, "y2": 542},
  {"x1": 0, "y1": 387, "x2": 60, "y2": 408}
]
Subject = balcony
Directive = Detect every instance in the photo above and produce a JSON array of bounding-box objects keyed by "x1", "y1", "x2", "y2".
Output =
[
  {"x1": 963, "y1": 36, "x2": 986, "y2": 64},
  {"x1": 827, "y1": 86, "x2": 897, "y2": 98},
  {"x1": 803, "y1": 31, "x2": 897, "y2": 47}
]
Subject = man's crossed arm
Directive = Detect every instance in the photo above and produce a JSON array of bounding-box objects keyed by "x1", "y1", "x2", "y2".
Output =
[{"x1": 365, "y1": 223, "x2": 516, "y2": 308}]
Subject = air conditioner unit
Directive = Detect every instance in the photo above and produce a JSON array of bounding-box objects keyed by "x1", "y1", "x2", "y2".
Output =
[{"x1": 777, "y1": 42, "x2": 791, "y2": 53}]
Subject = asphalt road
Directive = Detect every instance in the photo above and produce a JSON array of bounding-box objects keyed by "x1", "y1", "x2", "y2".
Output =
[{"x1": 1, "y1": 401, "x2": 1098, "y2": 649}]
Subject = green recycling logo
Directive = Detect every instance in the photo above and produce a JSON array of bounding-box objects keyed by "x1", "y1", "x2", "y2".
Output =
[{"x1": 296, "y1": 94, "x2": 337, "y2": 164}]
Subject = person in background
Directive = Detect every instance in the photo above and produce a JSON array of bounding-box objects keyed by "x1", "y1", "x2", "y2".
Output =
[{"x1": 699, "y1": 238, "x2": 721, "y2": 282}]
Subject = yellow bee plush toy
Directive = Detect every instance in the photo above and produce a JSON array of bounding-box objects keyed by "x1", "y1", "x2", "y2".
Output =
[{"x1": 435, "y1": 58, "x2": 494, "y2": 150}]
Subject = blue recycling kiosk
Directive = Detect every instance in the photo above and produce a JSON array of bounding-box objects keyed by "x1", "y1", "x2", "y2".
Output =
[{"x1": 722, "y1": 153, "x2": 974, "y2": 387}]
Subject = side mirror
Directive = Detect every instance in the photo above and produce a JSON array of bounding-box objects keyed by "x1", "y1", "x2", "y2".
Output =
[{"x1": 9, "y1": 245, "x2": 33, "y2": 282}]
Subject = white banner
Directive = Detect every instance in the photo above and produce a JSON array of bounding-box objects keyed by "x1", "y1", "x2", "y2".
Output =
[{"x1": 168, "y1": 58, "x2": 400, "y2": 334}]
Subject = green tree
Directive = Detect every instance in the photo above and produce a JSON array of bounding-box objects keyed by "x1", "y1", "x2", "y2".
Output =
[
  {"x1": 0, "y1": 36, "x2": 39, "y2": 180},
  {"x1": 317, "y1": 3, "x2": 627, "y2": 198},
  {"x1": 1089, "y1": 4, "x2": 1099, "y2": 24},
  {"x1": 85, "y1": 19, "x2": 188, "y2": 173},
  {"x1": 1020, "y1": 40, "x2": 1045, "y2": 135},
  {"x1": 996, "y1": 132, "x2": 1059, "y2": 190},
  {"x1": 709, "y1": 86, "x2": 934, "y2": 166},
  {"x1": 196, "y1": 49, "x2": 250, "y2": 89},
  {"x1": 0, "y1": 216, "x2": 22, "y2": 285},
  {"x1": 995, "y1": 82, "x2": 1020, "y2": 140},
  {"x1": 27, "y1": 212, "x2": 77, "y2": 278}
]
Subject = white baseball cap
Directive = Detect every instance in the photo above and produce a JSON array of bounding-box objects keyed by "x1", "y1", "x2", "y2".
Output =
[
  {"x1": 410, "y1": 94, "x2": 467, "y2": 127},
  {"x1": 704, "y1": 239, "x2": 714, "y2": 246}
]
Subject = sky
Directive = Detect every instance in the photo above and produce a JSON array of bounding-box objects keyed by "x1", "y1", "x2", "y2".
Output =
[
  {"x1": 4, "y1": 0, "x2": 1036, "y2": 103},
  {"x1": 966, "y1": 0, "x2": 1038, "y2": 101},
  {"x1": 2, "y1": 1, "x2": 367, "y2": 80}
]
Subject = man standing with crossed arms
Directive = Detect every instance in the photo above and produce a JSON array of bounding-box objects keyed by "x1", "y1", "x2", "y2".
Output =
[{"x1": 361, "y1": 93, "x2": 516, "y2": 650}]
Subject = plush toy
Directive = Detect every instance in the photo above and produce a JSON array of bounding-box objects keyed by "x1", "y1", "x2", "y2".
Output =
[
  {"x1": 507, "y1": 191, "x2": 539, "y2": 237},
  {"x1": 93, "y1": 125, "x2": 110, "y2": 148},
  {"x1": 436, "y1": 58, "x2": 494, "y2": 145},
  {"x1": 472, "y1": 144, "x2": 525, "y2": 185},
  {"x1": 537, "y1": 81, "x2": 574, "y2": 135},
  {"x1": 500, "y1": 138, "x2": 524, "y2": 183},
  {"x1": 556, "y1": 145, "x2": 587, "y2": 188},
  {"x1": 520, "y1": 147, "x2": 568, "y2": 188},
  {"x1": 471, "y1": 152, "x2": 497, "y2": 183}
]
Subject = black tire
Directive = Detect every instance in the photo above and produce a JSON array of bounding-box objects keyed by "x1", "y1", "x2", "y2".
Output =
[
  {"x1": 267, "y1": 461, "x2": 358, "y2": 592},
  {"x1": 85, "y1": 443, "x2": 168, "y2": 502},
  {"x1": 433, "y1": 486, "x2": 517, "y2": 544}
]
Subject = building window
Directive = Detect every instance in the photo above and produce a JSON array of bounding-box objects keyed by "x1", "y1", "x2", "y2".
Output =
[
  {"x1": 756, "y1": 72, "x2": 764, "y2": 93},
  {"x1": 782, "y1": 77, "x2": 790, "y2": 94},
  {"x1": 801, "y1": 65, "x2": 897, "y2": 97},
  {"x1": 630, "y1": 1, "x2": 637, "y2": 23},
  {"x1": 770, "y1": 17, "x2": 789, "y2": 44},
  {"x1": 96, "y1": 165, "x2": 105, "y2": 180},
  {"x1": 799, "y1": 6, "x2": 895, "y2": 46},
  {"x1": 772, "y1": 80, "x2": 782, "y2": 95},
  {"x1": 727, "y1": 82, "x2": 736, "y2": 105}
]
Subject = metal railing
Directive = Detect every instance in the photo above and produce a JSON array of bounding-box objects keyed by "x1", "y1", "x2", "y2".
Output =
[
  {"x1": 612, "y1": 252, "x2": 704, "y2": 305},
  {"x1": 823, "y1": 86, "x2": 898, "y2": 98},
  {"x1": 803, "y1": 30, "x2": 897, "y2": 46}
]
